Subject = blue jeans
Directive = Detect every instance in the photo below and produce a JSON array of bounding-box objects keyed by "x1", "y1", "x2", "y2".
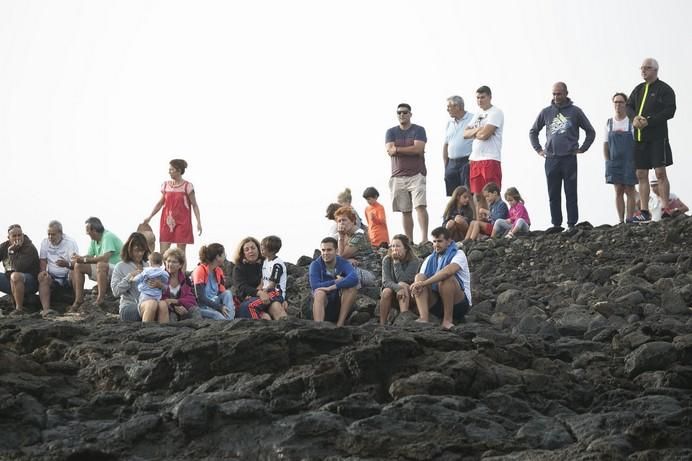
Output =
[
  {"x1": 444, "y1": 157, "x2": 470, "y2": 196},
  {"x1": 545, "y1": 155, "x2": 578, "y2": 227},
  {"x1": 119, "y1": 302, "x2": 143, "y2": 322},
  {"x1": 200, "y1": 290, "x2": 235, "y2": 320},
  {"x1": 493, "y1": 218, "x2": 530, "y2": 236},
  {"x1": 0, "y1": 272, "x2": 38, "y2": 296}
]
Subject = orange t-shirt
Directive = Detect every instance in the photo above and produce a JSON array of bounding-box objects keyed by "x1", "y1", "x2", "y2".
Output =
[{"x1": 365, "y1": 202, "x2": 389, "y2": 247}]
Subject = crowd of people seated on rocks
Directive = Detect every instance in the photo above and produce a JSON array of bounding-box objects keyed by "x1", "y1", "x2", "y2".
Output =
[{"x1": 1, "y1": 58, "x2": 687, "y2": 329}]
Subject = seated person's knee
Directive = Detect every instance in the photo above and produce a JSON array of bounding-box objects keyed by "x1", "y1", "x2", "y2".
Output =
[
  {"x1": 438, "y1": 276, "x2": 456, "y2": 290},
  {"x1": 342, "y1": 287, "x2": 357, "y2": 297},
  {"x1": 96, "y1": 261, "x2": 109, "y2": 273},
  {"x1": 10, "y1": 272, "x2": 24, "y2": 283},
  {"x1": 313, "y1": 290, "x2": 328, "y2": 303},
  {"x1": 414, "y1": 273, "x2": 427, "y2": 283}
]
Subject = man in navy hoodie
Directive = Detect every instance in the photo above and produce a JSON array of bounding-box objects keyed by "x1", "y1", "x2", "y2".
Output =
[
  {"x1": 308, "y1": 237, "x2": 358, "y2": 326},
  {"x1": 529, "y1": 82, "x2": 595, "y2": 233}
]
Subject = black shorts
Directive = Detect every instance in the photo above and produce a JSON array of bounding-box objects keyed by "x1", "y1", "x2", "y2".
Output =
[
  {"x1": 430, "y1": 296, "x2": 470, "y2": 321},
  {"x1": 307, "y1": 291, "x2": 346, "y2": 323},
  {"x1": 634, "y1": 139, "x2": 673, "y2": 170}
]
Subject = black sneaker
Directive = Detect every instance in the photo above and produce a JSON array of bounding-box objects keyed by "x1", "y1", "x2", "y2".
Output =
[
  {"x1": 545, "y1": 226, "x2": 564, "y2": 234},
  {"x1": 626, "y1": 210, "x2": 651, "y2": 224}
]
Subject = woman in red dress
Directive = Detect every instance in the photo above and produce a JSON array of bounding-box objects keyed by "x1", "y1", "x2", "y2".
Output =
[{"x1": 142, "y1": 159, "x2": 202, "y2": 260}]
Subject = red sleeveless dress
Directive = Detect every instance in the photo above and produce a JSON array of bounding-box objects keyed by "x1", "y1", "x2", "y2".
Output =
[{"x1": 159, "y1": 180, "x2": 194, "y2": 244}]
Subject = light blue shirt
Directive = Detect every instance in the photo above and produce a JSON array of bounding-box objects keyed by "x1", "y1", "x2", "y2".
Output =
[
  {"x1": 205, "y1": 270, "x2": 219, "y2": 300},
  {"x1": 133, "y1": 266, "x2": 169, "y2": 302},
  {"x1": 445, "y1": 111, "x2": 474, "y2": 159}
]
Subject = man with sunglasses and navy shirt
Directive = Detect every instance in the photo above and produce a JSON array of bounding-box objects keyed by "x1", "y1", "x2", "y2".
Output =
[{"x1": 385, "y1": 103, "x2": 429, "y2": 244}]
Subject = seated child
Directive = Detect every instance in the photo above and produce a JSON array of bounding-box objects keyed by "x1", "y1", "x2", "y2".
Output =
[
  {"x1": 465, "y1": 182, "x2": 509, "y2": 241},
  {"x1": 238, "y1": 235, "x2": 288, "y2": 320},
  {"x1": 362, "y1": 186, "x2": 390, "y2": 249},
  {"x1": 443, "y1": 186, "x2": 475, "y2": 241},
  {"x1": 493, "y1": 187, "x2": 531, "y2": 239},
  {"x1": 325, "y1": 203, "x2": 341, "y2": 239},
  {"x1": 133, "y1": 252, "x2": 170, "y2": 304}
]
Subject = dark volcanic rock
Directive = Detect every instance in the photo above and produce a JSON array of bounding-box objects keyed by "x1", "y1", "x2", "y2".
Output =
[{"x1": 1, "y1": 217, "x2": 692, "y2": 460}]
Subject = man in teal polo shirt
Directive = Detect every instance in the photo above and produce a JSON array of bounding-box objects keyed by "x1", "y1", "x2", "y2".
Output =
[{"x1": 70, "y1": 217, "x2": 123, "y2": 310}]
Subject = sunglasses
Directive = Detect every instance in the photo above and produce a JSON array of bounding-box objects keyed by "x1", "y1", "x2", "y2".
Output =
[{"x1": 397, "y1": 110, "x2": 410, "y2": 115}]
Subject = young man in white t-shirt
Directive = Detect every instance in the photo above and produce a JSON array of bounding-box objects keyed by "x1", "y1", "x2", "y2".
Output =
[
  {"x1": 38, "y1": 220, "x2": 79, "y2": 314},
  {"x1": 464, "y1": 85, "x2": 504, "y2": 214},
  {"x1": 410, "y1": 226, "x2": 472, "y2": 330}
]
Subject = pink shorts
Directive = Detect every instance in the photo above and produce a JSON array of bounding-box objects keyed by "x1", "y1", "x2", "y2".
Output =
[
  {"x1": 469, "y1": 160, "x2": 502, "y2": 194},
  {"x1": 482, "y1": 222, "x2": 493, "y2": 235}
]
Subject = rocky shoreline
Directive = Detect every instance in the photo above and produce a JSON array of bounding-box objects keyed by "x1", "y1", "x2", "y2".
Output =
[{"x1": 1, "y1": 218, "x2": 691, "y2": 460}]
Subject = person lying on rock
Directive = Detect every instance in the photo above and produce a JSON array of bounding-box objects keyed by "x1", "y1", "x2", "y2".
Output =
[
  {"x1": 38, "y1": 220, "x2": 79, "y2": 316},
  {"x1": 70, "y1": 217, "x2": 123, "y2": 310},
  {"x1": 0, "y1": 224, "x2": 40, "y2": 315},
  {"x1": 649, "y1": 177, "x2": 689, "y2": 221},
  {"x1": 380, "y1": 234, "x2": 421, "y2": 325},
  {"x1": 309, "y1": 237, "x2": 359, "y2": 326},
  {"x1": 410, "y1": 226, "x2": 472, "y2": 330}
]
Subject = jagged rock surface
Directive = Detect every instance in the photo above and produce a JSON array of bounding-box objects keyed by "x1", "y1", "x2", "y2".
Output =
[{"x1": 1, "y1": 217, "x2": 691, "y2": 460}]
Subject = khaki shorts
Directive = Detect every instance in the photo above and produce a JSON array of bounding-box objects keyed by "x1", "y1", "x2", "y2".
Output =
[
  {"x1": 389, "y1": 173, "x2": 427, "y2": 212},
  {"x1": 89, "y1": 263, "x2": 116, "y2": 281}
]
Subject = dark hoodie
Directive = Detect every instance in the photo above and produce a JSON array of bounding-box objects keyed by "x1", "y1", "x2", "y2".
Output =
[
  {"x1": 0, "y1": 235, "x2": 40, "y2": 277},
  {"x1": 529, "y1": 99, "x2": 595, "y2": 157}
]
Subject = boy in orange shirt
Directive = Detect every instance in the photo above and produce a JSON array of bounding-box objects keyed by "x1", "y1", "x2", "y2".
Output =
[{"x1": 363, "y1": 187, "x2": 390, "y2": 249}]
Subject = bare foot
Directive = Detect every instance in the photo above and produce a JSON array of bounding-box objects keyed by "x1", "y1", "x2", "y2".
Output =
[
  {"x1": 441, "y1": 321, "x2": 455, "y2": 330},
  {"x1": 415, "y1": 318, "x2": 429, "y2": 323},
  {"x1": 67, "y1": 300, "x2": 83, "y2": 313}
]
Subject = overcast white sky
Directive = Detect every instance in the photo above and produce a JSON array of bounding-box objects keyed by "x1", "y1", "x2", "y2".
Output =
[{"x1": 1, "y1": 0, "x2": 690, "y2": 264}]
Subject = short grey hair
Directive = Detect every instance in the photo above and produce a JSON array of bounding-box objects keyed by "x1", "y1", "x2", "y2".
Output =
[
  {"x1": 48, "y1": 220, "x2": 63, "y2": 233},
  {"x1": 447, "y1": 95, "x2": 464, "y2": 108},
  {"x1": 644, "y1": 57, "x2": 659, "y2": 70},
  {"x1": 85, "y1": 217, "x2": 104, "y2": 234}
]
